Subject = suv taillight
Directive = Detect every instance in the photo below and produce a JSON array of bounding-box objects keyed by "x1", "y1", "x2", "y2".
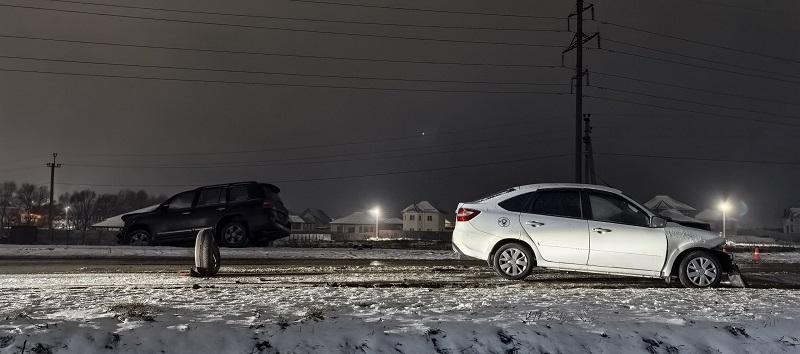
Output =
[
  {"x1": 456, "y1": 208, "x2": 480, "y2": 222},
  {"x1": 262, "y1": 200, "x2": 273, "y2": 209}
]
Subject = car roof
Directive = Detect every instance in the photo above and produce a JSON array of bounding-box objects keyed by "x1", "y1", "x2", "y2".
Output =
[
  {"x1": 196, "y1": 181, "x2": 281, "y2": 193},
  {"x1": 515, "y1": 183, "x2": 623, "y2": 194}
]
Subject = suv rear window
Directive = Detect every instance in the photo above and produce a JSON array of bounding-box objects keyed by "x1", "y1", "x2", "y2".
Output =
[{"x1": 263, "y1": 186, "x2": 282, "y2": 202}]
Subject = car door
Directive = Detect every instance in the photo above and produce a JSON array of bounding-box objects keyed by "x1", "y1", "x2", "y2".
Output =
[
  {"x1": 155, "y1": 190, "x2": 197, "y2": 240},
  {"x1": 186, "y1": 187, "x2": 226, "y2": 232},
  {"x1": 585, "y1": 191, "x2": 667, "y2": 271},
  {"x1": 520, "y1": 189, "x2": 589, "y2": 265}
]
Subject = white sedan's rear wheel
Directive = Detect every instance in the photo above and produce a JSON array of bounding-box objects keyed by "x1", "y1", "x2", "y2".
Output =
[
  {"x1": 678, "y1": 250, "x2": 721, "y2": 288},
  {"x1": 493, "y1": 243, "x2": 534, "y2": 280}
]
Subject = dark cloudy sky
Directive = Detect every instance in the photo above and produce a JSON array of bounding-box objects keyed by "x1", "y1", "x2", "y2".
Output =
[{"x1": 0, "y1": 0, "x2": 798, "y2": 227}]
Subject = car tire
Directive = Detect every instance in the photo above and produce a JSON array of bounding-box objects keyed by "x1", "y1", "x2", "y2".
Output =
[
  {"x1": 194, "y1": 229, "x2": 220, "y2": 276},
  {"x1": 219, "y1": 221, "x2": 249, "y2": 248},
  {"x1": 678, "y1": 250, "x2": 722, "y2": 288},
  {"x1": 124, "y1": 229, "x2": 150, "y2": 246},
  {"x1": 493, "y1": 242, "x2": 534, "y2": 280}
]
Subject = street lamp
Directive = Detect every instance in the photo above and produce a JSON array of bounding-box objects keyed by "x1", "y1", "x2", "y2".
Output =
[
  {"x1": 371, "y1": 207, "x2": 380, "y2": 239},
  {"x1": 718, "y1": 201, "x2": 730, "y2": 240},
  {"x1": 64, "y1": 206, "x2": 70, "y2": 230}
]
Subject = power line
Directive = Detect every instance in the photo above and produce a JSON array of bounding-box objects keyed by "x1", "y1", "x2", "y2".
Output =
[
  {"x1": 597, "y1": 152, "x2": 800, "y2": 166},
  {"x1": 595, "y1": 20, "x2": 800, "y2": 64},
  {"x1": 590, "y1": 48, "x2": 800, "y2": 85},
  {"x1": 590, "y1": 85, "x2": 800, "y2": 120},
  {"x1": 592, "y1": 71, "x2": 800, "y2": 107},
  {"x1": 0, "y1": 54, "x2": 569, "y2": 87},
  {"x1": 287, "y1": 0, "x2": 564, "y2": 19},
  {"x1": 0, "y1": 34, "x2": 562, "y2": 68},
  {"x1": 0, "y1": 67, "x2": 571, "y2": 95},
  {"x1": 54, "y1": 153, "x2": 573, "y2": 187},
  {"x1": 61, "y1": 119, "x2": 571, "y2": 157},
  {"x1": 584, "y1": 95, "x2": 800, "y2": 128},
  {"x1": 0, "y1": 3, "x2": 566, "y2": 48},
  {"x1": 41, "y1": 0, "x2": 565, "y2": 33}
]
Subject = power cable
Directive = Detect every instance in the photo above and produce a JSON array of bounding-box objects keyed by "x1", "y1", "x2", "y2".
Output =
[
  {"x1": 55, "y1": 153, "x2": 573, "y2": 187},
  {"x1": 40, "y1": 0, "x2": 565, "y2": 33},
  {"x1": 0, "y1": 67, "x2": 571, "y2": 95},
  {"x1": 584, "y1": 95, "x2": 800, "y2": 128},
  {"x1": 0, "y1": 54, "x2": 569, "y2": 87},
  {"x1": 597, "y1": 152, "x2": 800, "y2": 166},
  {"x1": 592, "y1": 71, "x2": 800, "y2": 107},
  {"x1": 595, "y1": 20, "x2": 800, "y2": 64},
  {"x1": 0, "y1": 34, "x2": 562, "y2": 68},
  {"x1": 0, "y1": 3, "x2": 566, "y2": 48},
  {"x1": 286, "y1": 0, "x2": 564, "y2": 19},
  {"x1": 590, "y1": 85, "x2": 800, "y2": 120}
]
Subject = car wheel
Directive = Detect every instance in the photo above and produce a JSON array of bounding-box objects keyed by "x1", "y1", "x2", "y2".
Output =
[
  {"x1": 194, "y1": 229, "x2": 220, "y2": 276},
  {"x1": 493, "y1": 243, "x2": 534, "y2": 280},
  {"x1": 220, "y1": 221, "x2": 249, "y2": 248},
  {"x1": 678, "y1": 250, "x2": 722, "y2": 288},
  {"x1": 124, "y1": 229, "x2": 150, "y2": 246}
]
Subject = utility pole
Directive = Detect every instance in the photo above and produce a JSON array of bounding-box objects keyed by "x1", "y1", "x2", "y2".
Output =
[
  {"x1": 46, "y1": 153, "x2": 61, "y2": 239},
  {"x1": 583, "y1": 114, "x2": 596, "y2": 184},
  {"x1": 563, "y1": 1, "x2": 598, "y2": 183}
]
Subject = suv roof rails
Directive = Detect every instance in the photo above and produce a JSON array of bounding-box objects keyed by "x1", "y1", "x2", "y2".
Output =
[{"x1": 198, "y1": 181, "x2": 259, "y2": 189}]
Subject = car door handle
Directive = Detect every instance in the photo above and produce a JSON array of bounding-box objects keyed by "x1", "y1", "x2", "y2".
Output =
[
  {"x1": 525, "y1": 221, "x2": 545, "y2": 227},
  {"x1": 592, "y1": 228, "x2": 611, "y2": 234},
  {"x1": 181, "y1": 212, "x2": 191, "y2": 215},
  {"x1": 216, "y1": 207, "x2": 225, "y2": 211}
]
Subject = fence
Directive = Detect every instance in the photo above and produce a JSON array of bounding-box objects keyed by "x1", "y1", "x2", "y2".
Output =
[{"x1": 0, "y1": 227, "x2": 118, "y2": 246}]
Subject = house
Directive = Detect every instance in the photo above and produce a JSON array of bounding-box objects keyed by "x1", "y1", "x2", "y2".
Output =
[
  {"x1": 784, "y1": 208, "x2": 800, "y2": 233},
  {"x1": 695, "y1": 209, "x2": 738, "y2": 234},
  {"x1": 330, "y1": 211, "x2": 402, "y2": 233},
  {"x1": 644, "y1": 195, "x2": 697, "y2": 217},
  {"x1": 401, "y1": 201, "x2": 448, "y2": 232},
  {"x1": 299, "y1": 208, "x2": 332, "y2": 230}
]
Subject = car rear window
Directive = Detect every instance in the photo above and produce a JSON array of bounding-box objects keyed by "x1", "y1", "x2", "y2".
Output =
[
  {"x1": 498, "y1": 192, "x2": 535, "y2": 212},
  {"x1": 529, "y1": 190, "x2": 582, "y2": 218},
  {"x1": 472, "y1": 188, "x2": 516, "y2": 203},
  {"x1": 263, "y1": 186, "x2": 282, "y2": 202}
]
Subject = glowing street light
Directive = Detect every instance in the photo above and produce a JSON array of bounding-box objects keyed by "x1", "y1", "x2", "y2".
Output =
[
  {"x1": 371, "y1": 207, "x2": 380, "y2": 239},
  {"x1": 64, "y1": 206, "x2": 70, "y2": 230},
  {"x1": 718, "y1": 201, "x2": 730, "y2": 240}
]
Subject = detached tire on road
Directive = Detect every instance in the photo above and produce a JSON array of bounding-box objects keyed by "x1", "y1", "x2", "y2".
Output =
[
  {"x1": 220, "y1": 221, "x2": 249, "y2": 248},
  {"x1": 493, "y1": 242, "x2": 534, "y2": 280},
  {"x1": 124, "y1": 229, "x2": 150, "y2": 246},
  {"x1": 194, "y1": 229, "x2": 220, "y2": 276},
  {"x1": 678, "y1": 250, "x2": 722, "y2": 288}
]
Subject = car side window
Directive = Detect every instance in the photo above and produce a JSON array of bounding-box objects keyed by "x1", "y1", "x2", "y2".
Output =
[
  {"x1": 197, "y1": 188, "x2": 222, "y2": 206},
  {"x1": 166, "y1": 191, "x2": 195, "y2": 210},
  {"x1": 498, "y1": 192, "x2": 535, "y2": 212},
  {"x1": 227, "y1": 187, "x2": 249, "y2": 202},
  {"x1": 527, "y1": 190, "x2": 582, "y2": 218},
  {"x1": 588, "y1": 192, "x2": 649, "y2": 227}
]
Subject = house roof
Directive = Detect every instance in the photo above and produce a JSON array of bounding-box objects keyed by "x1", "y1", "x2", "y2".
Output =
[
  {"x1": 91, "y1": 204, "x2": 159, "y2": 228},
  {"x1": 402, "y1": 201, "x2": 448, "y2": 214},
  {"x1": 288, "y1": 215, "x2": 305, "y2": 223},
  {"x1": 383, "y1": 217, "x2": 403, "y2": 225},
  {"x1": 695, "y1": 209, "x2": 739, "y2": 222},
  {"x1": 300, "y1": 208, "x2": 332, "y2": 224},
  {"x1": 330, "y1": 211, "x2": 382, "y2": 225},
  {"x1": 658, "y1": 208, "x2": 707, "y2": 224},
  {"x1": 644, "y1": 195, "x2": 696, "y2": 212}
]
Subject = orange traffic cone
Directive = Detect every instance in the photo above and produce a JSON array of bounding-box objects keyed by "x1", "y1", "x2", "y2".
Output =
[{"x1": 753, "y1": 248, "x2": 761, "y2": 260}]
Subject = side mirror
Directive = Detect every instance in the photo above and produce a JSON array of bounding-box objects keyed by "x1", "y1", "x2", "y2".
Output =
[{"x1": 650, "y1": 216, "x2": 667, "y2": 228}]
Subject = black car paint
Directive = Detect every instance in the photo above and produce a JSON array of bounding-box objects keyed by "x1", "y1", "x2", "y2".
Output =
[{"x1": 117, "y1": 182, "x2": 290, "y2": 246}]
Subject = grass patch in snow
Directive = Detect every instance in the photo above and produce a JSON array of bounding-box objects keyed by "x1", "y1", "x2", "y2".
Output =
[{"x1": 108, "y1": 302, "x2": 161, "y2": 322}]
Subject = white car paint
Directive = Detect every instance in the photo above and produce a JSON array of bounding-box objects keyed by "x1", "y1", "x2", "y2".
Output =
[{"x1": 452, "y1": 183, "x2": 726, "y2": 281}]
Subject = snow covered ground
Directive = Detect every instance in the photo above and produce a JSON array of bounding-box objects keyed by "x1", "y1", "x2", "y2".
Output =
[{"x1": 0, "y1": 245, "x2": 799, "y2": 353}]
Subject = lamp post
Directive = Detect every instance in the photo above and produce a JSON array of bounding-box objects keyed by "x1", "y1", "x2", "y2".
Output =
[
  {"x1": 718, "y1": 201, "x2": 730, "y2": 241},
  {"x1": 64, "y1": 206, "x2": 70, "y2": 230},
  {"x1": 371, "y1": 208, "x2": 380, "y2": 239}
]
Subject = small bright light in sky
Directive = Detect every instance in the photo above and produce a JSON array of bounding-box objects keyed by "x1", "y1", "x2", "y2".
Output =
[{"x1": 421, "y1": 132, "x2": 425, "y2": 136}]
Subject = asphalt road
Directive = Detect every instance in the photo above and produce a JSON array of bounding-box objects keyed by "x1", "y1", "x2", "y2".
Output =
[{"x1": 0, "y1": 252, "x2": 797, "y2": 289}]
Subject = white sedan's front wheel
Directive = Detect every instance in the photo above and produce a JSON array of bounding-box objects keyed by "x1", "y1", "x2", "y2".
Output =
[
  {"x1": 493, "y1": 243, "x2": 534, "y2": 280},
  {"x1": 678, "y1": 250, "x2": 722, "y2": 288}
]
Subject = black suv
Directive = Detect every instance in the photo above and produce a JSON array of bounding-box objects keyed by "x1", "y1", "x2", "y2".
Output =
[{"x1": 116, "y1": 181, "x2": 290, "y2": 247}]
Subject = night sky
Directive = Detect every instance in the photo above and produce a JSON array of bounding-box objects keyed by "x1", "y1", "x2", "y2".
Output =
[{"x1": 1, "y1": 0, "x2": 798, "y2": 227}]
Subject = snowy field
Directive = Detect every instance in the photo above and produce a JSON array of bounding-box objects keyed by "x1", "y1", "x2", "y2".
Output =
[{"x1": 0, "y1": 245, "x2": 799, "y2": 353}]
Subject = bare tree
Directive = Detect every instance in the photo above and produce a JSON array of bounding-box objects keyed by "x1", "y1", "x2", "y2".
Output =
[
  {"x1": 0, "y1": 181, "x2": 16, "y2": 235},
  {"x1": 15, "y1": 183, "x2": 38, "y2": 225},
  {"x1": 95, "y1": 194, "x2": 119, "y2": 221},
  {"x1": 32, "y1": 185, "x2": 49, "y2": 227},
  {"x1": 69, "y1": 190, "x2": 98, "y2": 230}
]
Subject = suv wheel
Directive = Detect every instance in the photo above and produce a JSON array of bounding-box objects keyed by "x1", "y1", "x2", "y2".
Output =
[
  {"x1": 125, "y1": 230, "x2": 150, "y2": 246},
  {"x1": 220, "y1": 222, "x2": 249, "y2": 248},
  {"x1": 493, "y1": 243, "x2": 534, "y2": 280},
  {"x1": 678, "y1": 250, "x2": 722, "y2": 288}
]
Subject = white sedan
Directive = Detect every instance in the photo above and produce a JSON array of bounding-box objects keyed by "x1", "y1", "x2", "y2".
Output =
[{"x1": 452, "y1": 183, "x2": 745, "y2": 288}]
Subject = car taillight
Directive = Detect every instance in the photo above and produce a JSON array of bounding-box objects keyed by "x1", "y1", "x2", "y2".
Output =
[
  {"x1": 262, "y1": 200, "x2": 273, "y2": 209},
  {"x1": 456, "y1": 208, "x2": 480, "y2": 222}
]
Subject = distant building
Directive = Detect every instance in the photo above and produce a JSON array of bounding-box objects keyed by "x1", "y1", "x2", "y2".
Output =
[
  {"x1": 401, "y1": 201, "x2": 448, "y2": 232},
  {"x1": 288, "y1": 208, "x2": 332, "y2": 231},
  {"x1": 330, "y1": 211, "x2": 402, "y2": 233},
  {"x1": 784, "y1": 208, "x2": 800, "y2": 233},
  {"x1": 644, "y1": 195, "x2": 697, "y2": 217}
]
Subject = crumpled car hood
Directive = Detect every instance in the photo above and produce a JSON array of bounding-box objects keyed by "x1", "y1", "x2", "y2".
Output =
[{"x1": 664, "y1": 222, "x2": 724, "y2": 250}]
